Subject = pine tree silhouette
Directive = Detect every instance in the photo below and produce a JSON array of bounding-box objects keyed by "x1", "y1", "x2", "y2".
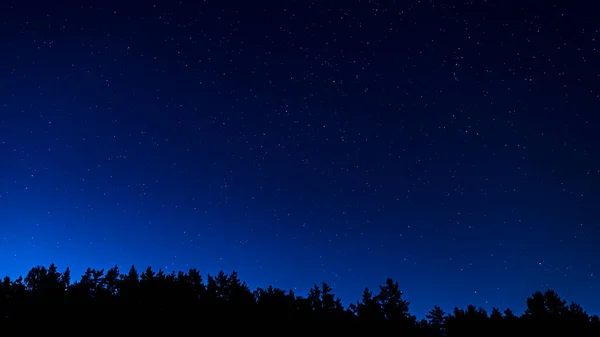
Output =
[{"x1": 0, "y1": 262, "x2": 598, "y2": 336}]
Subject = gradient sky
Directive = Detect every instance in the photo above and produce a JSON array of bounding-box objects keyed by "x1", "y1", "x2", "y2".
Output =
[{"x1": 1, "y1": 0, "x2": 599, "y2": 318}]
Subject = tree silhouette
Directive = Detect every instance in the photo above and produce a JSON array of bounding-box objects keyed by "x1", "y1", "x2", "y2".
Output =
[
  {"x1": 427, "y1": 305, "x2": 447, "y2": 333},
  {"x1": 350, "y1": 287, "x2": 385, "y2": 320},
  {"x1": 525, "y1": 289, "x2": 568, "y2": 319},
  {"x1": 254, "y1": 285, "x2": 296, "y2": 319},
  {"x1": 103, "y1": 265, "x2": 120, "y2": 296},
  {"x1": 0, "y1": 262, "x2": 599, "y2": 335},
  {"x1": 375, "y1": 278, "x2": 412, "y2": 322}
]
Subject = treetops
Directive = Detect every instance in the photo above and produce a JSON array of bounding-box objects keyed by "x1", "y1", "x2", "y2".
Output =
[{"x1": 0, "y1": 263, "x2": 598, "y2": 334}]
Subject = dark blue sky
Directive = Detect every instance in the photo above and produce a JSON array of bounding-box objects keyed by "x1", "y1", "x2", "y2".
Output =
[{"x1": 1, "y1": 0, "x2": 599, "y2": 317}]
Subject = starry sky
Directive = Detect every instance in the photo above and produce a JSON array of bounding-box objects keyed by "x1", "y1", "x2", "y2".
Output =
[{"x1": 1, "y1": 0, "x2": 599, "y2": 317}]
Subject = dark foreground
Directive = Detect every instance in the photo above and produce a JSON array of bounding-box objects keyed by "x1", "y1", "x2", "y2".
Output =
[{"x1": 1, "y1": 264, "x2": 599, "y2": 335}]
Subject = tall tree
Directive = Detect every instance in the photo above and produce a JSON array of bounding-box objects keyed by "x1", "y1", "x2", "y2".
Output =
[
  {"x1": 427, "y1": 305, "x2": 447, "y2": 328},
  {"x1": 375, "y1": 278, "x2": 411, "y2": 322}
]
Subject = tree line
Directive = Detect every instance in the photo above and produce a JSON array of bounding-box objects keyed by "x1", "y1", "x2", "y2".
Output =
[{"x1": 0, "y1": 263, "x2": 598, "y2": 334}]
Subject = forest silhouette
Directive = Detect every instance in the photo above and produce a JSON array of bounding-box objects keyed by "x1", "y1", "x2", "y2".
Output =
[{"x1": 0, "y1": 263, "x2": 598, "y2": 334}]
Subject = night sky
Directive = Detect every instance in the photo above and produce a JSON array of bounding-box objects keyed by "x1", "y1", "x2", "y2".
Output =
[{"x1": 1, "y1": 0, "x2": 599, "y2": 317}]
